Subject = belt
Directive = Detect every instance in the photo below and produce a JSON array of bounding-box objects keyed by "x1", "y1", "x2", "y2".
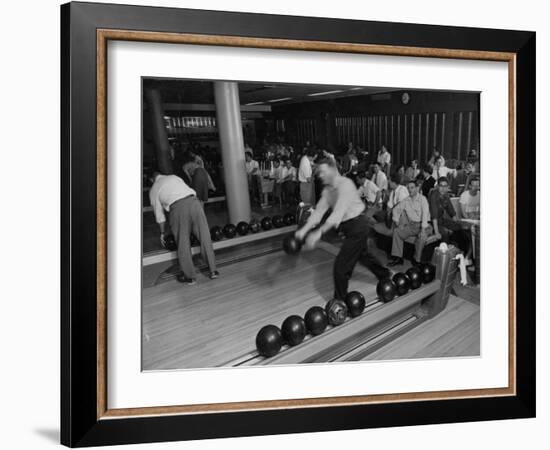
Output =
[{"x1": 170, "y1": 194, "x2": 195, "y2": 209}]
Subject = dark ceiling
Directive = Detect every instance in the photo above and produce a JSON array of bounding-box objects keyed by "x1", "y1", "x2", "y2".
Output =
[{"x1": 143, "y1": 78, "x2": 396, "y2": 107}]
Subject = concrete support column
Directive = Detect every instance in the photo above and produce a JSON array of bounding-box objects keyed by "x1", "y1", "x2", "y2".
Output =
[
  {"x1": 144, "y1": 87, "x2": 173, "y2": 174},
  {"x1": 214, "y1": 81, "x2": 251, "y2": 224}
]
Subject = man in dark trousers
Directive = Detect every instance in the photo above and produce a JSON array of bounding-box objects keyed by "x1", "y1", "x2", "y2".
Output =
[
  {"x1": 295, "y1": 159, "x2": 391, "y2": 301},
  {"x1": 149, "y1": 172, "x2": 218, "y2": 285}
]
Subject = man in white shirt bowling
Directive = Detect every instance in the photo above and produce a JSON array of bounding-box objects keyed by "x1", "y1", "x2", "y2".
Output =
[
  {"x1": 149, "y1": 172, "x2": 218, "y2": 285},
  {"x1": 295, "y1": 159, "x2": 391, "y2": 301}
]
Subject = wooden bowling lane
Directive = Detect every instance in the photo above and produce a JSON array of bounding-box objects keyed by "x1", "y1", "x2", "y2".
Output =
[{"x1": 142, "y1": 246, "x2": 380, "y2": 370}]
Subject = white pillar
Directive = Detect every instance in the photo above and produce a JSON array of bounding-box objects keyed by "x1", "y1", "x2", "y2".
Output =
[{"x1": 214, "y1": 81, "x2": 251, "y2": 224}]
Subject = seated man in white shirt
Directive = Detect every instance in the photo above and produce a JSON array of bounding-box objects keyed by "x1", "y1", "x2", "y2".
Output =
[
  {"x1": 295, "y1": 158, "x2": 390, "y2": 301},
  {"x1": 388, "y1": 180, "x2": 431, "y2": 267},
  {"x1": 355, "y1": 171, "x2": 382, "y2": 224},
  {"x1": 432, "y1": 156, "x2": 456, "y2": 183},
  {"x1": 371, "y1": 162, "x2": 389, "y2": 191},
  {"x1": 149, "y1": 172, "x2": 218, "y2": 284},
  {"x1": 281, "y1": 159, "x2": 298, "y2": 205},
  {"x1": 245, "y1": 151, "x2": 263, "y2": 205},
  {"x1": 457, "y1": 176, "x2": 480, "y2": 265},
  {"x1": 385, "y1": 173, "x2": 409, "y2": 227}
]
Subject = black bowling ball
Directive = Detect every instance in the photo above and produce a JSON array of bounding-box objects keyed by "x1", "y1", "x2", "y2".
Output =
[
  {"x1": 406, "y1": 266, "x2": 422, "y2": 289},
  {"x1": 163, "y1": 234, "x2": 177, "y2": 251},
  {"x1": 261, "y1": 217, "x2": 273, "y2": 231},
  {"x1": 283, "y1": 213, "x2": 296, "y2": 226},
  {"x1": 256, "y1": 325, "x2": 283, "y2": 358},
  {"x1": 236, "y1": 221, "x2": 249, "y2": 236},
  {"x1": 210, "y1": 226, "x2": 223, "y2": 241},
  {"x1": 392, "y1": 272, "x2": 411, "y2": 296},
  {"x1": 272, "y1": 215, "x2": 284, "y2": 228},
  {"x1": 304, "y1": 306, "x2": 328, "y2": 336},
  {"x1": 281, "y1": 315, "x2": 307, "y2": 346},
  {"x1": 421, "y1": 263, "x2": 436, "y2": 283},
  {"x1": 223, "y1": 223, "x2": 237, "y2": 239},
  {"x1": 345, "y1": 291, "x2": 366, "y2": 318},
  {"x1": 376, "y1": 278, "x2": 397, "y2": 303},
  {"x1": 282, "y1": 235, "x2": 302, "y2": 255}
]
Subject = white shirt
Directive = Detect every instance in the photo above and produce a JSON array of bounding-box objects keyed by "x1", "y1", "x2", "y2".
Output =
[
  {"x1": 358, "y1": 179, "x2": 380, "y2": 204},
  {"x1": 377, "y1": 150, "x2": 391, "y2": 166},
  {"x1": 459, "y1": 190, "x2": 480, "y2": 218},
  {"x1": 307, "y1": 176, "x2": 365, "y2": 229},
  {"x1": 372, "y1": 171, "x2": 388, "y2": 191},
  {"x1": 281, "y1": 166, "x2": 297, "y2": 182},
  {"x1": 270, "y1": 165, "x2": 284, "y2": 183},
  {"x1": 245, "y1": 159, "x2": 260, "y2": 175},
  {"x1": 298, "y1": 156, "x2": 312, "y2": 183},
  {"x1": 387, "y1": 185, "x2": 409, "y2": 209},
  {"x1": 432, "y1": 165, "x2": 456, "y2": 181},
  {"x1": 149, "y1": 175, "x2": 196, "y2": 224}
]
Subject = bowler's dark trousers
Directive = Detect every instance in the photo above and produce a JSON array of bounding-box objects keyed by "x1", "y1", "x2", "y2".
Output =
[
  {"x1": 334, "y1": 214, "x2": 390, "y2": 301},
  {"x1": 169, "y1": 196, "x2": 217, "y2": 279}
]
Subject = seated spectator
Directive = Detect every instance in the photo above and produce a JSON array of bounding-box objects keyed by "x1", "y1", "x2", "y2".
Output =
[
  {"x1": 429, "y1": 177, "x2": 465, "y2": 247},
  {"x1": 385, "y1": 173, "x2": 409, "y2": 227},
  {"x1": 453, "y1": 161, "x2": 475, "y2": 195},
  {"x1": 245, "y1": 151, "x2": 263, "y2": 205},
  {"x1": 467, "y1": 148, "x2": 480, "y2": 173},
  {"x1": 416, "y1": 164, "x2": 436, "y2": 197},
  {"x1": 432, "y1": 156, "x2": 456, "y2": 182},
  {"x1": 458, "y1": 175, "x2": 480, "y2": 220},
  {"x1": 388, "y1": 180, "x2": 431, "y2": 266},
  {"x1": 428, "y1": 147, "x2": 446, "y2": 167},
  {"x1": 342, "y1": 147, "x2": 359, "y2": 175},
  {"x1": 371, "y1": 162, "x2": 389, "y2": 191},
  {"x1": 356, "y1": 171, "x2": 382, "y2": 206},
  {"x1": 395, "y1": 165, "x2": 406, "y2": 184},
  {"x1": 405, "y1": 159, "x2": 420, "y2": 182}
]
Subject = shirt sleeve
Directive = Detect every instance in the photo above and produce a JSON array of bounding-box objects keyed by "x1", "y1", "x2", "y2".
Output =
[
  {"x1": 305, "y1": 189, "x2": 330, "y2": 228},
  {"x1": 324, "y1": 181, "x2": 356, "y2": 228},
  {"x1": 446, "y1": 197, "x2": 456, "y2": 217}
]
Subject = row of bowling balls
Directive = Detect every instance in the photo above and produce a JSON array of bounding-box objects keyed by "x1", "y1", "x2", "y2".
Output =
[
  {"x1": 210, "y1": 213, "x2": 296, "y2": 241},
  {"x1": 255, "y1": 291, "x2": 368, "y2": 358},
  {"x1": 376, "y1": 263, "x2": 436, "y2": 303}
]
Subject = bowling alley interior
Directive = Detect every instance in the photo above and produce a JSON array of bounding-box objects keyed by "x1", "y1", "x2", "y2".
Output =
[{"x1": 142, "y1": 78, "x2": 482, "y2": 371}]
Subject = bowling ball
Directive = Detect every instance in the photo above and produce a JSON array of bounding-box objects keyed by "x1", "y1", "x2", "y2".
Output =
[
  {"x1": 236, "y1": 221, "x2": 249, "y2": 236},
  {"x1": 421, "y1": 263, "x2": 436, "y2": 283},
  {"x1": 304, "y1": 306, "x2": 328, "y2": 336},
  {"x1": 272, "y1": 215, "x2": 284, "y2": 228},
  {"x1": 282, "y1": 235, "x2": 302, "y2": 255},
  {"x1": 283, "y1": 213, "x2": 296, "y2": 226},
  {"x1": 223, "y1": 223, "x2": 237, "y2": 239},
  {"x1": 345, "y1": 291, "x2": 366, "y2": 318},
  {"x1": 377, "y1": 278, "x2": 397, "y2": 303},
  {"x1": 261, "y1": 217, "x2": 273, "y2": 231},
  {"x1": 392, "y1": 272, "x2": 411, "y2": 296},
  {"x1": 406, "y1": 266, "x2": 422, "y2": 289},
  {"x1": 256, "y1": 325, "x2": 283, "y2": 358},
  {"x1": 210, "y1": 226, "x2": 223, "y2": 241},
  {"x1": 163, "y1": 234, "x2": 177, "y2": 251},
  {"x1": 249, "y1": 221, "x2": 261, "y2": 233},
  {"x1": 325, "y1": 299, "x2": 348, "y2": 326},
  {"x1": 281, "y1": 315, "x2": 307, "y2": 346}
]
